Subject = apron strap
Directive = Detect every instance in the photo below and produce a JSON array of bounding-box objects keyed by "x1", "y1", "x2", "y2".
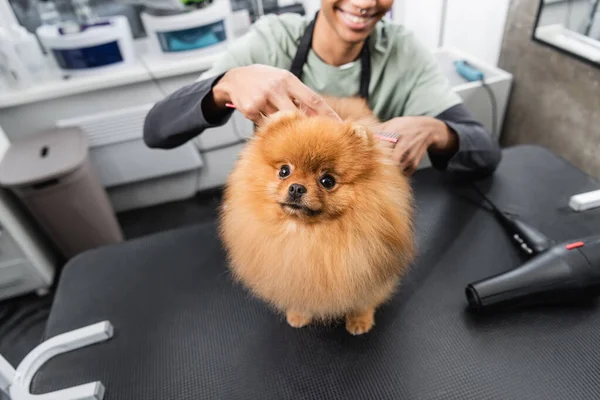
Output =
[
  {"x1": 290, "y1": 14, "x2": 317, "y2": 80},
  {"x1": 358, "y1": 37, "x2": 370, "y2": 100},
  {"x1": 290, "y1": 11, "x2": 371, "y2": 101}
]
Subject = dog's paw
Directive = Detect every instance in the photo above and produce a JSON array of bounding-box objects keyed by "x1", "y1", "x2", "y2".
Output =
[
  {"x1": 286, "y1": 311, "x2": 312, "y2": 328},
  {"x1": 345, "y1": 310, "x2": 375, "y2": 335}
]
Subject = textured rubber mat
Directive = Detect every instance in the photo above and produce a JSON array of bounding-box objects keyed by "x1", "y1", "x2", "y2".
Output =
[
  {"x1": 32, "y1": 145, "x2": 600, "y2": 399},
  {"x1": 0, "y1": 291, "x2": 52, "y2": 367}
]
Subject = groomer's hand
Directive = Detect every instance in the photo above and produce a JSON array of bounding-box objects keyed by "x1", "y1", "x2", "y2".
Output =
[
  {"x1": 211, "y1": 64, "x2": 341, "y2": 124},
  {"x1": 377, "y1": 116, "x2": 459, "y2": 175}
]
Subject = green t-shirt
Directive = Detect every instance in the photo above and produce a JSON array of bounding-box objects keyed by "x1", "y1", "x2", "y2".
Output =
[{"x1": 201, "y1": 13, "x2": 462, "y2": 122}]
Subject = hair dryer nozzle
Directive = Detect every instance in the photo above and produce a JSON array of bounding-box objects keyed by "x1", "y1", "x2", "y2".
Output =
[
  {"x1": 465, "y1": 284, "x2": 483, "y2": 312},
  {"x1": 466, "y1": 235, "x2": 600, "y2": 313}
]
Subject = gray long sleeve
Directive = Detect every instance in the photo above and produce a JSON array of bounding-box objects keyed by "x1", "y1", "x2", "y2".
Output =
[
  {"x1": 143, "y1": 79, "x2": 501, "y2": 178},
  {"x1": 143, "y1": 74, "x2": 233, "y2": 149},
  {"x1": 430, "y1": 104, "x2": 502, "y2": 178}
]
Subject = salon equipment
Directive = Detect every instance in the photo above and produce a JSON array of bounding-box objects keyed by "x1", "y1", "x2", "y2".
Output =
[
  {"x1": 141, "y1": 1, "x2": 233, "y2": 56},
  {"x1": 0, "y1": 321, "x2": 113, "y2": 400},
  {"x1": 465, "y1": 168, "x2": 600, "y2": 313},
  {"x1": 570, "y1": 189, "x2": 600, "y2": 212},
  {"x1": 492, "y1": 211, "x2": 553, "y2": 256},
  {"x1": 0, "y1": 0, "x2": 47, "y2": 88},
  {"x1": 36, "y1": 15, "x2": 135, "y2": 75},
  {"x1": 469, "y1": 183, "x2": 554, "y2": 257},
  {"x1": 0, "y1": 187, "x2": 56, "y2": 301},
  {"x1": 454, "y1": 60, "x2": 484, "y2": 82},
  {"x1": 37, "y1": 0, "x2": 61, "y2": 26},
  {"x1": 71, "y1": 0, "x2": 99, "y2": 24},
  {"x1": 0, "y1": 126, "x2": 123, "y2": 259},
  {"x1": 0, "y1": 125, "x2": 56, "y2": 302},
  {"x1": 57, "y1": 20, "x2": 112, "y2": 35},
  {"x1": 464, "y1": 169, "x2": 600, "y2": 313},
  {"x1": 466, "y1": 235, "x2": 600, "y2": 313},
  {"x1": 0, "y1": 130, "x2": 56, "y2": 301},
  {"x1": 0, "y1": 28, "x2": 34, "y2": 88}
]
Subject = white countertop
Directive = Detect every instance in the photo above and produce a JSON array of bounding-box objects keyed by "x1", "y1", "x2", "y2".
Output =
[
  {"x1": 0, "y1": 39, "x2": 225, "y2": 109},
  {"x1": 140, "y1": 45, "x2": 224, "y2": 79},
  {"x1": 0, "y1": 44, "x2": 508, "y2": 109}
]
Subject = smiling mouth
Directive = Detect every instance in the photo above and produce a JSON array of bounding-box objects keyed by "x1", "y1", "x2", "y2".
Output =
[
  {"x1": 336, "y1": 8, "x2": 376, "y2": 29},
  {"x1": 280, "y1": 203, "x2": 322, "y2": 216}
]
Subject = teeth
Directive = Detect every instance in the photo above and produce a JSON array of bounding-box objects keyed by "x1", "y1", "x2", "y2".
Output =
[
  {"x1": 340, "y1": 10, "x2": 371, "y2": 25},
  {"x1": 350, "y1": 15, "x2": 367, "y2": 23}
]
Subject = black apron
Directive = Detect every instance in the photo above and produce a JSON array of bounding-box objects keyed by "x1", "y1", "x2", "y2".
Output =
[{"x1": 289, "y1": 11, "x2": 372, "y2": 101}]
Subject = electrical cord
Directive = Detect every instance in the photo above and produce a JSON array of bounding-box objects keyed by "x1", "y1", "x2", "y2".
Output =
[
  {"x1": 144, "y1": 63, "x2": 170, "y2": 98},
  {"x1": 450, "y1": 182, "x2": 519, "y2": 220},
  {"x1": 468, "y1": 182, "x2": 517, "y2": 217},
  {"x1": 454, "y1": 59, "x2": 499, "y2": 139},
  {"x1": 584, "y1": 0, "x2": 599, "y2": 36},
  {"x1": 566, "y1": 0, "x2": 573, "y2": 30},
  {"x1": 479, "y1": 78, "x2": 498, "y2": 139}
]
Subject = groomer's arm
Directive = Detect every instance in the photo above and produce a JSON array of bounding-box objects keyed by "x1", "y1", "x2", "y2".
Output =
[
  {"x1": 428, "y1": 103, "x2": 502, "y2": 177},
  {"x1": 143, "y1": 15, "x2": 340, "y2": 149},
  {"x1": 143, "y1": 15, "x2": 275, "y2": 149},
  {"x1": 143, "y1": 73, "x2": 233, "y2": 149},
  {"x1": 397, "y1": 43, "x2": 502, "y2": 177}
]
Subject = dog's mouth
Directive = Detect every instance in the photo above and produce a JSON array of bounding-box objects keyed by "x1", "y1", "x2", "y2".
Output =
[{"x1": 279, "y1": 203, "x2": 322, "y2": 217}]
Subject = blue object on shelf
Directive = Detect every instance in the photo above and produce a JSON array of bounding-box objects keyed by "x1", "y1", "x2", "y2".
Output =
[
  {"x1": 157, "y1": 20, "x2": 226, "y2": 52},
  {"x1": 52, "y1": 41, "x2": 123, "y2": 69},
  {"x1": 454, "y1": 60, "x2": 485, "y2": 82}
]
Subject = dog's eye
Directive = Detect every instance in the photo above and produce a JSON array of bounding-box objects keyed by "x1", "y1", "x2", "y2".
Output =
[
  {"x1": 279, "y1": 165, "x2": 291, "y2": 178},
  {"x1": 319, "y1": 174, "x2": 336, "y2": 189}
]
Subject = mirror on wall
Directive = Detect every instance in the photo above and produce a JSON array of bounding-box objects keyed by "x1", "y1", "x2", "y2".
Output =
[{"x1": 533, "y1": 0, "x2": 600, "y2": 66}]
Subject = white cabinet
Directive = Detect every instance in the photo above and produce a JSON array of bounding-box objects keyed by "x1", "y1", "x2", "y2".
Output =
[{"x1": 0, "y1": 188, "x2": 55, "y2": 301}]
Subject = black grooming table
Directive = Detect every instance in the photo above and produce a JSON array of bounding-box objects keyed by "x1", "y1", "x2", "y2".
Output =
[{"x1": 32, "y1": 145, "x2": 600, "y2": 399}]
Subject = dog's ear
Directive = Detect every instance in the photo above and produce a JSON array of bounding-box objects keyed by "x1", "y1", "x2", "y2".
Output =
[
  {"x1": 254, "y1": 111, "x2": 303, "y2": 136},
  {"x1": 353, "y1": 125, "x2": 368, "y2": 140},
  {"x1": 346, "y1": 123, "x2": 373, "y2": 146}
]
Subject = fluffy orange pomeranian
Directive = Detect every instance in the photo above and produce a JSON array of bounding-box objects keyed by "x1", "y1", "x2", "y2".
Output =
[{"x1": 218, "y1": 97, "x2": 415, "y2": 335}]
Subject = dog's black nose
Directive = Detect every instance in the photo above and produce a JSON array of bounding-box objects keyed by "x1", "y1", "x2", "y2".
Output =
[{"x1": 288, "y1": 183, "x2": 307, "y2": 200}]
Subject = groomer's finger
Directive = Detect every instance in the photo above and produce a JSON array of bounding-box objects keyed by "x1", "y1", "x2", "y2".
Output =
[
  {"x1": 403, "y1": 155, "x2": 419, "y2": 175},
  {"x1": 285, "y1": 77, "x2": 341, "y2": 121},
  {"x1": 235, "y1": 94, "x2": 270, "y2": 124},
  {"x1": 402, "y1": 142, "x2": 428, "y2": 175},
  {"x1": 262, "y1": 100, "x2": 279, "y2": 116},
  {"x1": 392, "y1": 135, "x2": 411, "y2": 165},
  {"x1": 397, "y1": 142, "x2": 418, "y2": 172},
  {"x1": 269, "y1": 92, "x2": 298, "y2": 114}
]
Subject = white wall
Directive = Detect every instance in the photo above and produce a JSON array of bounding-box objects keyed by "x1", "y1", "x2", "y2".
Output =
[
  {"x1": 393, "y1": 0, "x2": 511, "y2": 66},
  {"x1": 302, "y1": 0, "x2": 320, "y2": 17},
  {"x1": 392, "y1": 0, "x2": 444, "y2": 50},
  {"x1": 442, "y1": 0, "x2": 511, "y2": 66}
]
